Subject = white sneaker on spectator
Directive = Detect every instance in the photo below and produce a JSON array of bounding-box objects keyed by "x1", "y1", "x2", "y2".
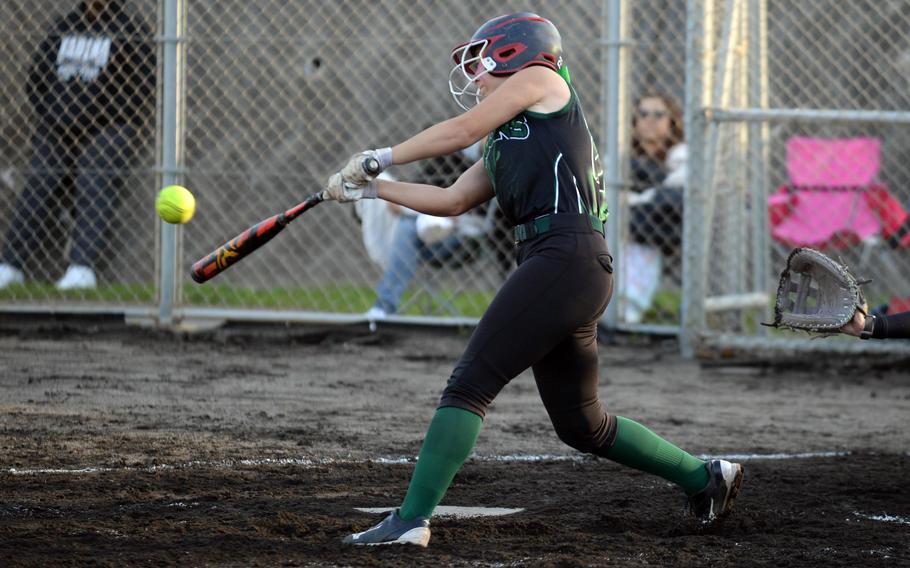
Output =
[
  {"x1": 55, "y1": 265, "x2": 97, "y2": 291},
  {"x1": 0, "y1": 263, "x2": 25, "y2": 289},
  {"x1": 364, "y1": 306, "x2": 388, "y2": 320},
  {"x1": 624, "y1": 303, "x2": 643, "y2": 324}
]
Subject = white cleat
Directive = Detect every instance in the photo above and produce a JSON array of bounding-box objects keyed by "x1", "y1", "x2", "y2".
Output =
[
  {"x1": 342, "y1": 509, "x2": 430, "y2": 547},
  {"x1": 687, "y1": 459, "x2": 744, "y2": 522}
]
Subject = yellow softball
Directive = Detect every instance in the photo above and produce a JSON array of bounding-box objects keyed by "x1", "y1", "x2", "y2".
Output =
[{"x1": 156, "y1": 185, "x2": 196, "y2": 224}]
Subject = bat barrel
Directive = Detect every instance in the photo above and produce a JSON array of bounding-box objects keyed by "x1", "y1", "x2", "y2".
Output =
[
  {"x1": 190, "y1": 214, "x2": 288, "y2": 283},
  {"x1": 191, "y1": 254, "x2": 225, "y2": 283},
  {"x1": 190, "y1": 192, "x2": 324, "y2": 284}
]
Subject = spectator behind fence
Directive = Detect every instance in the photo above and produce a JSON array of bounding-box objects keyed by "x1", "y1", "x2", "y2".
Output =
[
  {"x1": 621, "y1": 92, "x2": 687, "y2": 323},
  {"x1": 359, "y1": 142, "x2": 487, "y2": 320},
  {"x1": 0, "y1": 0, "x2": 155, "y2": 290}
]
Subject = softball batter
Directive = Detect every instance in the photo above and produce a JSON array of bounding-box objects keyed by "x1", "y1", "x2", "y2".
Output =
[{"x1": 323, "y1": 13, "x2": 744, "y2": 547}]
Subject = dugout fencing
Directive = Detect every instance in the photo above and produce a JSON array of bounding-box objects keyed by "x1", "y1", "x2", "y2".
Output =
[
  {"x1": 0, "y1": 1, "x2": 908, "y2": 358},
  {"x1": 681, "y1": 0, "x2": 910, "y2": 357}
]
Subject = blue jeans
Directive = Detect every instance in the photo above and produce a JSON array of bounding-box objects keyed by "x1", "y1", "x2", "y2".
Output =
[
  {"x1": 373, "y1": 215, "x2": 466, "y2": 314},
  {"x1": 1, "y1": 124, "x2": 136, "y2": 270}
]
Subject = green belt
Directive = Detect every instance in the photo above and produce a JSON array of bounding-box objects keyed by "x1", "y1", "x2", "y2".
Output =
[{"x1": 512, "y1": 213, "x2": 605, "y2": 244}]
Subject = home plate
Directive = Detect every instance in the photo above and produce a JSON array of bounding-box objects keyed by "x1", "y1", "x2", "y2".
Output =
[{"x1": 354, "y1": 506, "x2": 524, "y2": 518}]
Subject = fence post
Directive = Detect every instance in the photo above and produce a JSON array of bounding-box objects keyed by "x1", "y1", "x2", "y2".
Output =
[
  {"x1": 748, "y1": 0, "x2": 770, "y2": 312},
  {"x1": 157, "y1": 0, "x2": 184, "y2": 326},
  {"x1": 601, "y1": 0, "x2": 629, "y2": 331},
  {"x1": 681, "y1": 0, "x2": 707, "y2": 357}
]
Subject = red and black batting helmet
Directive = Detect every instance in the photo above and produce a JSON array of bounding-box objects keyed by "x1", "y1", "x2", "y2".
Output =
[{"x1": 449, "y1": 12, "x2": 564, "y2": 110}]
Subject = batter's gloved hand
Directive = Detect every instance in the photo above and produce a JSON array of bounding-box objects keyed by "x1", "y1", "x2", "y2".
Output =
[
  {"x1": 340, "y1": 148, "x2": 392, "y2": 186},
  {"x1": 323, "y1": 172, "x2": 378, "y2": 203}
]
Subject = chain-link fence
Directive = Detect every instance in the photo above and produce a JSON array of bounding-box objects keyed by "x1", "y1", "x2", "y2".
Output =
[
  {"x1": 1, "y1": 1, "x2": 907, "y2": 355},
  {"x1": 683, "y1": 0, "x2": 910, "y2": 355},
  {"x1": 0, "y1": 0, "x2": 690, "y2": 329},
  {"x1": 177, "y1": 0, "x2": 621, "y2": 325},
  {"x1": 617, "y1": 1, "x2": 688, "y2": 330},
  {"x1": 0, "y1": 0, "x2": 158, "y2": 313}
]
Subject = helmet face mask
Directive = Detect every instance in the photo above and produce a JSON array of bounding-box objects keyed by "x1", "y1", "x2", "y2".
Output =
[
  {"x1": 447, "y1": 12, "x2": 563, "y2": 111},
  {"x1": 449, "y1": 39, "x2": 496, "y2": 111}
]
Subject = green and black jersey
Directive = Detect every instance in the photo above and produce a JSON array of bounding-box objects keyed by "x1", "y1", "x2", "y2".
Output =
[{"x1": 483, "y1": 86, "x2": 607, "y2": 227}]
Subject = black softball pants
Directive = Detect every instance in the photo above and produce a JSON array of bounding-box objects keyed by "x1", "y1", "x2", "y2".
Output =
[{"x1": 439, "y1": 222, "x2": 618, "y2": 455}]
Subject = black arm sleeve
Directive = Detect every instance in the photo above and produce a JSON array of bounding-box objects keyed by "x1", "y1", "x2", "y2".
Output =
[{"x1": 872, "y1": 310, "x2": 910, "y2": 339}]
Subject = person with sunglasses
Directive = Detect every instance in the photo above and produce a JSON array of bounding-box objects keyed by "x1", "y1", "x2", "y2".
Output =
[
  {"x1": 322, "y1": 13, "x2": 742, "y2": 547},
  {"x1": 630, "y1": 93, "x2": 686, "y2": 193},
  {"x1": 622, "y1": 93, "x2": 688, "y2": 323}
]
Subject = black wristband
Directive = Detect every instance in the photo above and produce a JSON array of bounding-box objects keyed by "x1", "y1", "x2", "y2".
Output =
[{"x1": 859, "y1": 314, "x2": 876, "y2": 340}]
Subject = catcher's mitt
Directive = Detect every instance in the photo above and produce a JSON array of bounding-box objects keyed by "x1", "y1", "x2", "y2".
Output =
[{"x1": 765, "y1": 247, "x2": 869, "y2": 333}]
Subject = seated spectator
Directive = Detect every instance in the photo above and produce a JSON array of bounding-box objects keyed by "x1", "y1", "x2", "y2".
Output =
[
  {"x1": 358, "y1": 143, "x2": 487, "y2": 320},
  {"x1": 621, "y1": 92, "x2": 686, "y2": 323},
  {"x1": 0, "y1": 0, "x2": 155, "y2": 290}
]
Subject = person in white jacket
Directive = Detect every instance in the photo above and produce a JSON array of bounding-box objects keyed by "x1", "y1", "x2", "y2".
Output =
[{"x1": 360, "y1": 143, "x2": 485, "y2": 321}]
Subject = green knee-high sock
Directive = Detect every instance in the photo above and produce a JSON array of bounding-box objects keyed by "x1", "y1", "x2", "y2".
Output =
[
  {"x1": 398, "y1": 406, "x2": 483, "y2": 521},
  {"x1": 604, "y1": 416, "x2": 709, "y2": 495}
]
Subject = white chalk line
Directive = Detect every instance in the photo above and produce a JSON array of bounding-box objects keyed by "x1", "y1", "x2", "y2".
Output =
[
  {"x1": 3, "y1": 450, "x2": 855, "y2": 476},
  {"x1": 852, "y1": 512, "x2": 910, "y2": 526}
]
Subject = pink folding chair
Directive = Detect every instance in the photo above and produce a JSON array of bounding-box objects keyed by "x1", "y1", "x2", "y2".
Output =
[{"x1": 768, "y1": 137, "x2": 909, "y2": 251}]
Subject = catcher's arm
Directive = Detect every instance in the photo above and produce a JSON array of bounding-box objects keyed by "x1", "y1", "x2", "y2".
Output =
[{"x1": 842, "y1": 309, "x2": 910, "y2": 339}]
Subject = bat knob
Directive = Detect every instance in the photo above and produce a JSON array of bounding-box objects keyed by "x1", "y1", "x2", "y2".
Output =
[{"x1": 362, "y1": 156, "x2": 381, "y2": 176}]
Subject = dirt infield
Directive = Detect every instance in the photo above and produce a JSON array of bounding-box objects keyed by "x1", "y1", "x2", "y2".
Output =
[{"x1": 1, "y1": 316, "x2": 909, "y2": 567}]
